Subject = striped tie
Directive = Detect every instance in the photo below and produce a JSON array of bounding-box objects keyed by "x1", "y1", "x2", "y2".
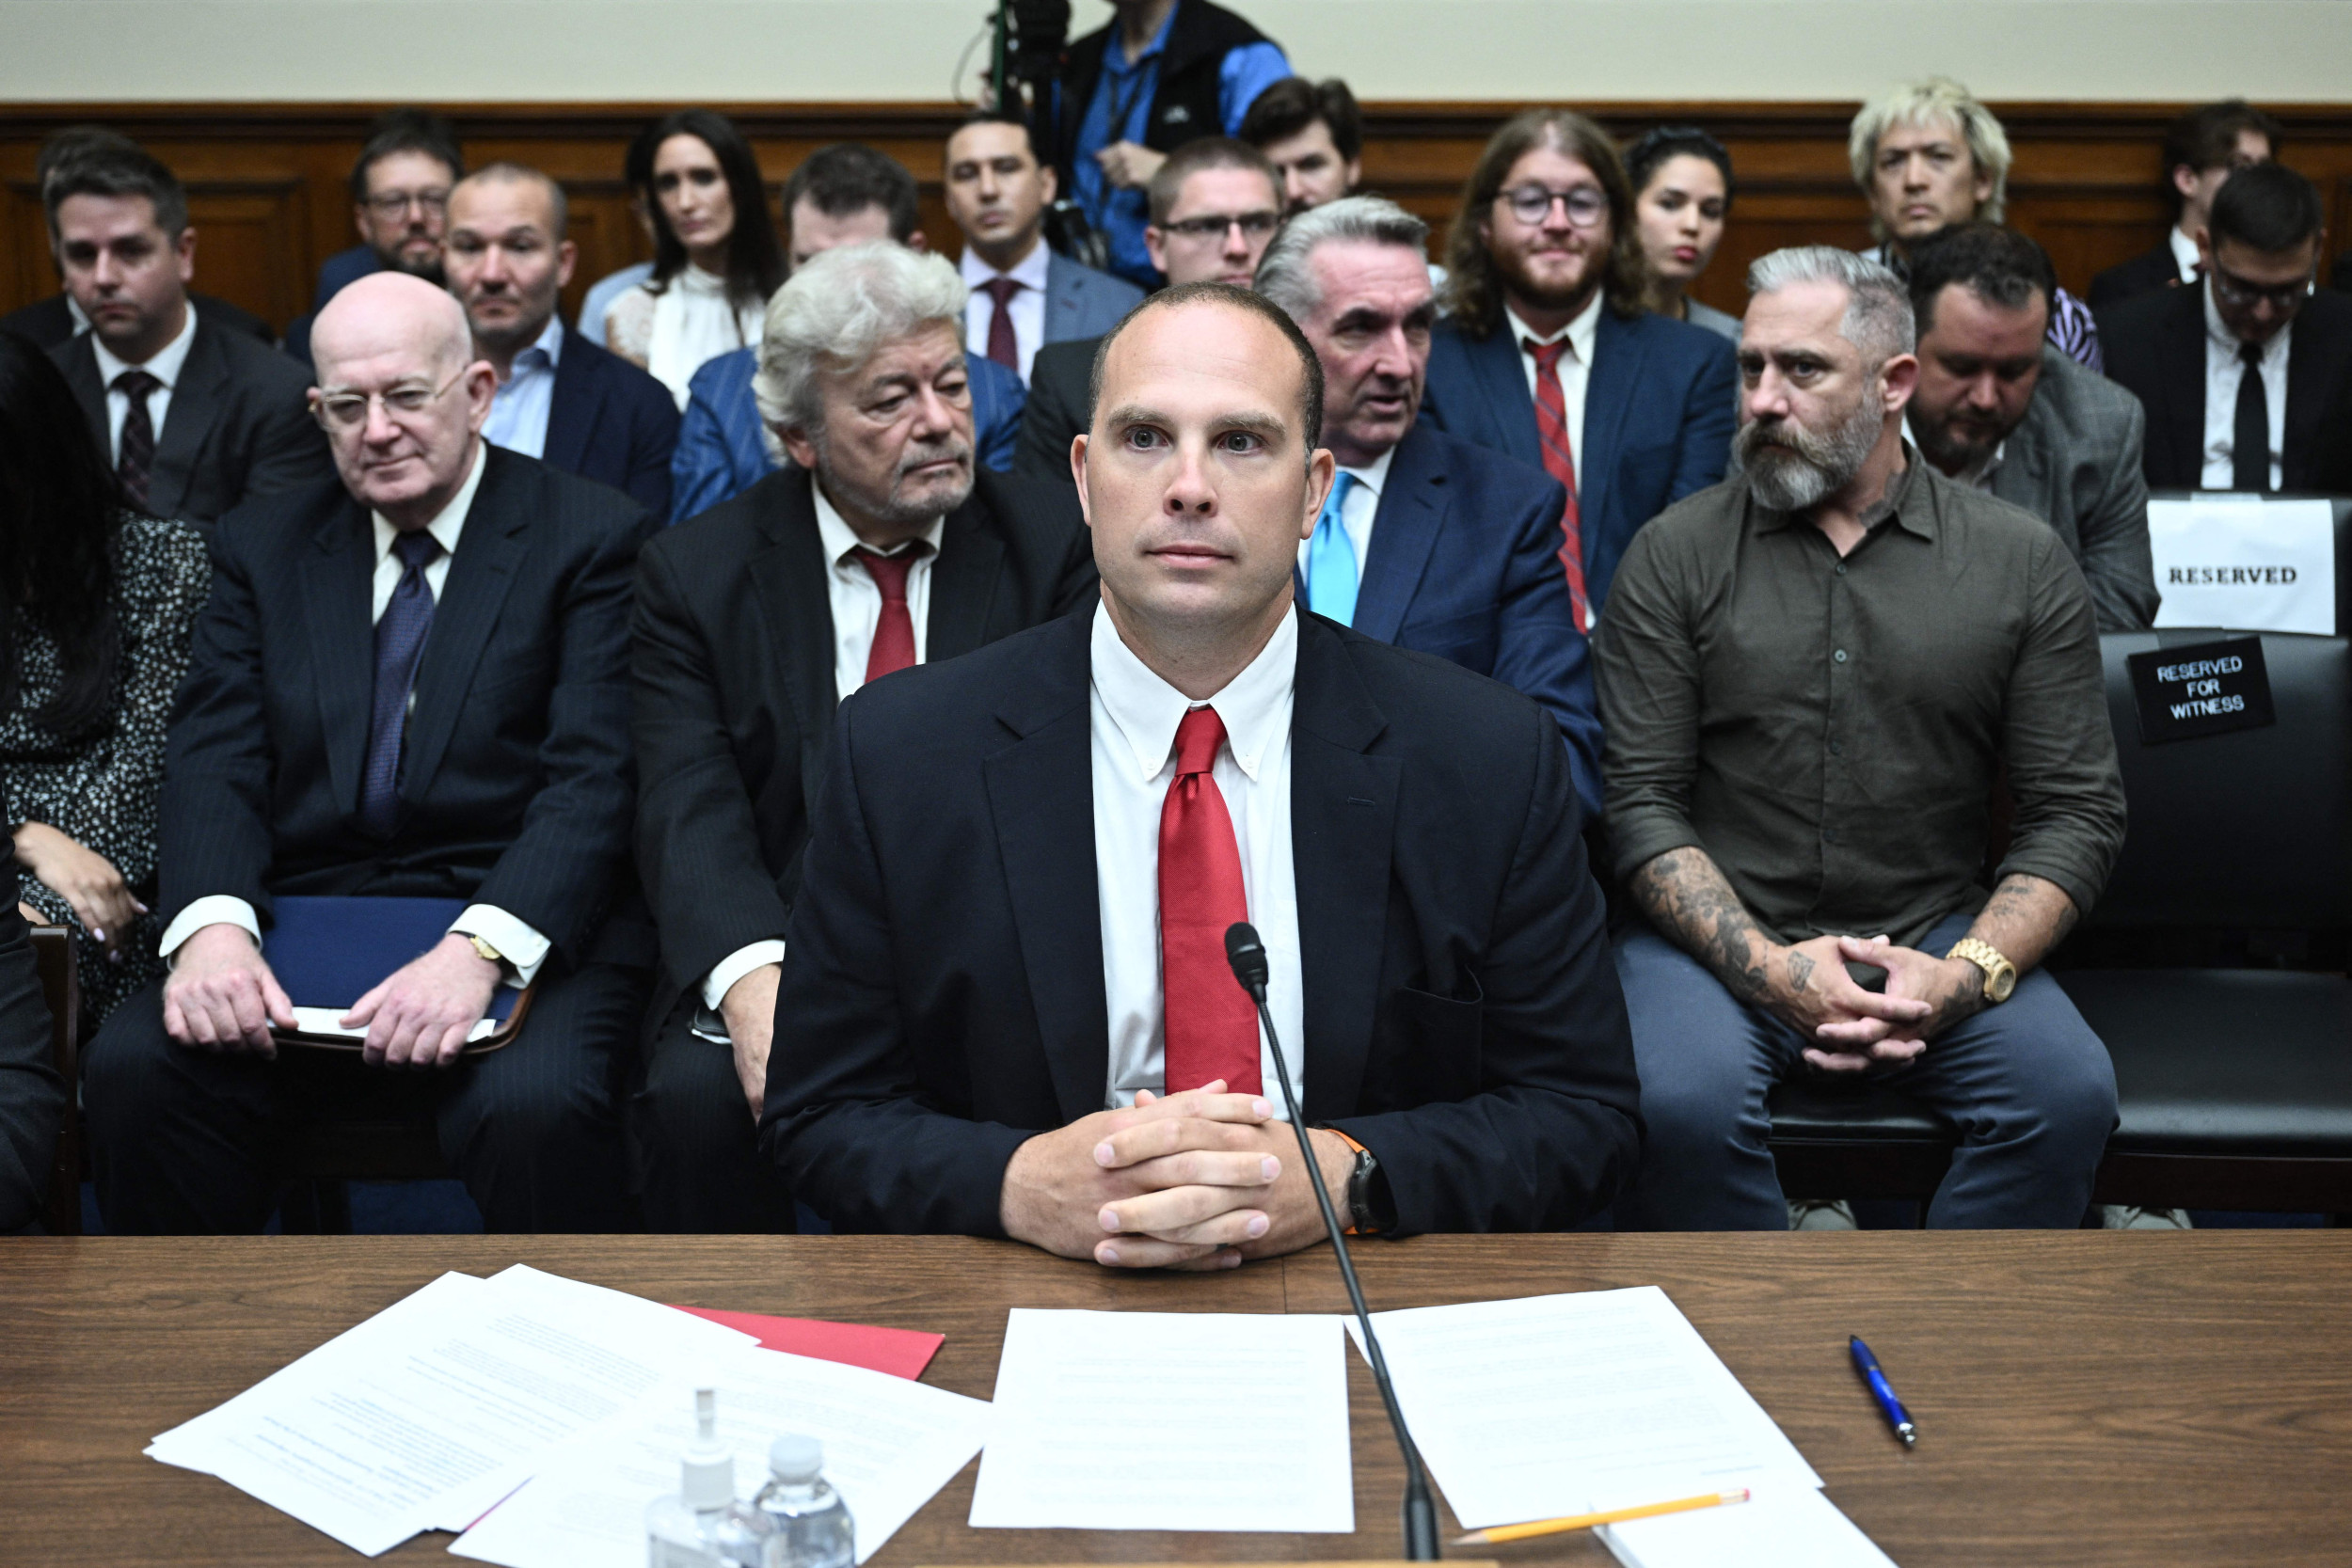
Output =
[{"x1": 1524, "y1": 337, "x2": 1592, "y2": 632}]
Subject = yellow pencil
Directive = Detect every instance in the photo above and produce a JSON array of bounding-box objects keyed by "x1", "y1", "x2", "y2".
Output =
[{"x1": 1448, "y1": 1488, "x2": 1752, "y2": 1544}]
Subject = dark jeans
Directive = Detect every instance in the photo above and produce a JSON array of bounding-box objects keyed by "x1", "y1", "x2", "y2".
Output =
[
  {"x1": 628, "y1": 997, "x2": 796, "y2": 1234},
  {"x1": 84, "y1": 958, "x2": 642, "y2": 1234},
  {"x1": 1613, "y1": 913, "x2": 2118, "y2": 1229}
]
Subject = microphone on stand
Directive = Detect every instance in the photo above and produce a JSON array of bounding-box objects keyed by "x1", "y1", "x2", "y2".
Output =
[{"x1": 1224, "y1": 922, "x2": 1441, "y2": 1561}]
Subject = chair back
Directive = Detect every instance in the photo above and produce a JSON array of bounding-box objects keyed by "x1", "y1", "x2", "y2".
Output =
[{"x1": 31, "y1": 927, "x2": 80, "y2": 1236}]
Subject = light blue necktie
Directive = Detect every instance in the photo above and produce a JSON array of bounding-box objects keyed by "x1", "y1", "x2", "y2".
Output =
[{"x1": 1306, "y1": 471, "x2": 1359, "y2": 626}]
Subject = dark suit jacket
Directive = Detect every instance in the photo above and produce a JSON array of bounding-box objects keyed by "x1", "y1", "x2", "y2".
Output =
[
  {"x1": 281, "y1": 247, "x2": 387, "y2": 368},
  {"x1": 757, "y1": 608, "x2": 1643, "y2": 1238},
  {"x1": 0, "y1": 911, "x2": 63, "y2": 1235},
  {"x1": 53, "y1": 315, "x2": 334, "y2": 526},
  {"x1": 632, "y1": 467, "x2": 1097, "y2": 1032},
  {"x1": 2088, "y1": 244, "x2": 2188, "y2": 311},
  {"x1": 1013, "y1": 335, "x2": 1096, "y2": 483},
  {"x1": 1420, "y1": 309, "x2": 1738, "y2": 616},
  {"x1": 0, "y1": 292, "x2": 274, "y2": 353},
  {"x1": 160, "y1": 446, "x2": 652, "y2": 963},
  {"x1": 1316, "y1": 424, "x2": 1603, "y2": 817},
  {"x1": 1985, "y1": 348, "x2": 2161, "y2": 631},
  {"x1": 545, "y1": 327, "x2": 681, "y2": 517},
  {"x1": 2096, "y1": 283, "x2": 2352, "y2": 491}
]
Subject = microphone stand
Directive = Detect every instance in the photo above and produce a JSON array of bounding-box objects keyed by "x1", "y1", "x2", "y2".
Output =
[{"x1": 1226, "y1": 925, "x2": 1440, "y2": 1560}]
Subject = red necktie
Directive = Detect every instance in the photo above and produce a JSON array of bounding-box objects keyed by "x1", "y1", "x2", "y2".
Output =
[
  {"x1": 852, "y1": 545, "x2": 924, "y2": 685},
  {"x1": 982, "y1": 277, "x2": 1022, "y2": 372},
  {"x1": 1524, "y1": 338, "x2": 1593, "y2": 633},
  {"x1": 1157, "y1": 706, "x2": 1261, "y2": 1096}
]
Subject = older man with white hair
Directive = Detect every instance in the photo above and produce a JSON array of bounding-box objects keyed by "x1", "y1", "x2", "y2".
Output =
[
  {"x1": 1593, "y1": 246, "x2": 2125, "y2": 1232},
  {"x1": 82, "y1": 271, "x2": 656, "y2": 1235},
  {"x1": 629, "y1": 241, "x2": 1095, "y2": 1232}
]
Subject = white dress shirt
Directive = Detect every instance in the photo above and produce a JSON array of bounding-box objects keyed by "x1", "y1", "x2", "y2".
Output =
[
  {"x1": 2201, "y1": 278, "x2": 2290, "y2": 491},
  {"x1": 1295, "y1": 444, "x2": 1393, "y2": 580},
  {"x1": 1505, "y1": 293, "x2": 1601, "y2": 499},
  {"x1": 90, "y1": 302, "x2": 199, "y2": 462},
  {"x1": 1091, "y1": 603, "x2": 1305, "y2": 1113},
  {"x1": 2169, "y1": 227, "x2": 2202, "y2": 285},
  {"x1": 482, "y1": 314, "x2": 564, "y2": 459},
  {"x1": 960, "y1": 240, "x2": 1052, "y2": 383},
  {"x1": 160, "y1": 444, "x2": 549, "y2": 989}
]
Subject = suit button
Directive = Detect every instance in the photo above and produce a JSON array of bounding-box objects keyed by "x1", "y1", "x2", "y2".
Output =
[{"x1": 1834, "y1": 649, "x2": 1849, "y2": 663}]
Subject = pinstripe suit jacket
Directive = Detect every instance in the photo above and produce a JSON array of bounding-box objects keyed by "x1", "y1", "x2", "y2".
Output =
[
  {"x1": 1985, "y1": 347, "x2": 2161, "y2": 632},
  {"x1": 158, "y1": 445, "x2": 654, "y2": 963}
]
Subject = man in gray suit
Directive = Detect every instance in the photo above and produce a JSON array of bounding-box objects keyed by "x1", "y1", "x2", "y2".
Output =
[
  {"x1": 1905, "y1": 224, "x2": 2158, "y2": 630},
  {"x1": 944, "y1": 113, "x2": 1143, "y2": 386}
]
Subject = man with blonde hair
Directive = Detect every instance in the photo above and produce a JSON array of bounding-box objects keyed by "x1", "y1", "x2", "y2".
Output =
[
  {"x1": 629, "y1": 241, "x2": 1094, "y2": 1231},
  {"x1": 1849, "y1": 77, "x2": 2103, "y2": 371}
]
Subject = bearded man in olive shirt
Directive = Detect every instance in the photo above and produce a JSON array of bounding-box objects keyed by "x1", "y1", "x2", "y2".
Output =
[{"x1": 1593, "y1": 248, "x2": 2124, "y2": 1230}]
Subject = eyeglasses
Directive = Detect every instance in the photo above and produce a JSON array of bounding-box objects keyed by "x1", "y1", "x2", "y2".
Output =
[
  {"x1": 1161, "y1": 211, "x2": 1281, "y2": 241},
  {"x1": 2209, "y1": 262, "x2": 2314, "y2": 311},
  {"x1": 312, "y1": 367, "x2": 468, "y2": 431},
  {"x1": 1498, "y1": 184, "x2": 1610, "y2": 229},
  {"x1": 365, "y1": 188, "x2": 451, "y2": 220}
]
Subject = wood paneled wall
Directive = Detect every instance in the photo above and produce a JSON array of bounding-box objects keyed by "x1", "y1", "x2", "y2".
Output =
[{"x1": 8, "y1": 101, "x2": 2352, "y2": 332}]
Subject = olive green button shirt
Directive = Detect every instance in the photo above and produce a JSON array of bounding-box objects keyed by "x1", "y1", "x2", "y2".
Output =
[{"x1": 1593, "y1": 451, "x2": 2126, "y2": 950}]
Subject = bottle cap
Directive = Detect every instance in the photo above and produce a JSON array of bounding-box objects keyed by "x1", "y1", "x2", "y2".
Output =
[
  {"x1": 768, "y1": 1433, "x2": 823, "y2": 1481},
  {"x1": 682, "y1": 1388, "x2": 736, "y2": 1510}
]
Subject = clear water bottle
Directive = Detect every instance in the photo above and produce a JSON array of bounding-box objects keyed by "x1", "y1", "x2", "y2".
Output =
[
  {"x1": 750, "y1": 1434, "x2": 854, "y2": 1568},
  {"x1": 644, "y1": 1388, "x2": 775, "y2": 1568}
]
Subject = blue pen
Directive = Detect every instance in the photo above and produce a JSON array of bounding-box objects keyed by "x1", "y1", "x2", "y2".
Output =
[{"x1": 1849, "y1": 1336, "x2": 1916, "y2": 1447}]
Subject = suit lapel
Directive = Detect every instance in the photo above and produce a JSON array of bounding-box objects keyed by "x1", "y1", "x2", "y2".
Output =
[
  {"x1": 2283, "y1": 309, "x2": 2334, "y2": 483},
  {"x1": 147, "y1": 321, "x2": 228, "y2": 519},
  {"x1": 981, "y1": 613, "x2": 1106, "y2": 1123},
  {"x1": 1350, "y1": 430, "x2": 1445, "y2": 642},
  {"x1": 745, "y1": 471, "x2": 844, "y2": 823},
  {"x1": 1580, "y1": 311, "x2": 1644, "y2": 523},
  {"x1": 1289, "y1": 618, "x2": 1396, "y2": 1123},
  {"x1": 927, "y1": 494, "x2": 1007, "y2": 660},
  {"x1": 299, "y1": 494, "x2": 378, "y2": 818},
  {"x1": 2160, "y1": 291, "x2": 2208, "y2": 482},
  {"x1": 398, "y1": 447, "x2": 530, "y2": 804},
  {"x1": 1469, "y1": 326, "x2": 1542, "y2": 468},
  {"x1": 540, "y1": 337, "x2": 596, "y2": 475}
]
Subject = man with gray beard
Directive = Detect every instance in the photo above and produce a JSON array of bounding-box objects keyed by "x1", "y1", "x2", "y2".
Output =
[
  {"x1": 629, "y1": 242, "x2": 1096, "y2": 1230},
  {"x1": 1592, "y1": 246, "x2": 2125, "y2": 1231}
]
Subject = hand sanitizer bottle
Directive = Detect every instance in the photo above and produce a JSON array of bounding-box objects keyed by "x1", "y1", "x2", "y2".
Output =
[
  {"x1": 749, "y1": 1435, "x2": 854, "y2": 1568},
  {"x1": 644, "y1": 1387, "x2": 776, "y2": 1567}
]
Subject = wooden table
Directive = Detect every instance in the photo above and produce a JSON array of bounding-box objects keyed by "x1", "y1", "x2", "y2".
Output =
[{"x1": 3, "y1": 1233, "x2": 2348, "y2": 1566}]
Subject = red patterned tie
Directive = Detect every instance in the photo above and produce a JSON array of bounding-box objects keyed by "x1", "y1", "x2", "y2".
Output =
[
  {"x1": 1157, "y1": 706, "x2": 1261, "y2": 1096},
  {"x1": 852, "y1": 545, "x2": 924, "y2": 684},
  {"x1": 1524, "y1": 337, "x2": 1593, "y2": 632},
  {"x1": 981, "y1": 277, "x2": 1022, "y2": 372}
]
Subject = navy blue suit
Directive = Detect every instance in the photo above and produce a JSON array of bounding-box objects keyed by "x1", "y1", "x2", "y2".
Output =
[
  {"x1": 544, "y1": 329, "x2": 681, "y2": 518},
  {"x1": 1302, "y1": 424, "x2": 1602, "y2": 819},
  {"x1": 1420, "y1": 309, "x2": 1737, "y2": 617}
]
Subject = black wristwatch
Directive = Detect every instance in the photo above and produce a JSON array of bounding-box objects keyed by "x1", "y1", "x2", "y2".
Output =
[{"x1": 1344, "y1": 1143, "x2": 1396, "y2": 1236}]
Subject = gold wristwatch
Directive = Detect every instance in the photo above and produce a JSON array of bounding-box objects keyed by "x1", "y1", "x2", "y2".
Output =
[
  {"x1": 465, "y1": 933, "x2": 511, "y2": 978},
  {"x1": 1946, "y1": 938, "x2": 2018, "y2": 1004}
]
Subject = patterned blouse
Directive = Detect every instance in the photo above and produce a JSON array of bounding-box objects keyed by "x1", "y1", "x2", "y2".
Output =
[{"x1": 4, "y1": 515, "x2": 210, "y2": 1022}]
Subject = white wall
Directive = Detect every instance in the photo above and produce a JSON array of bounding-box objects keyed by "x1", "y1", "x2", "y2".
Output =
[{"x1": 5, "y1": 0, "x2": 2350, "y2": 103}]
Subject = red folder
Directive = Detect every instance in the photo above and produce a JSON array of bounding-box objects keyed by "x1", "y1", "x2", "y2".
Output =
[{"x1": 667, "y1": 1305, "x2": 944, "y2": 1380}]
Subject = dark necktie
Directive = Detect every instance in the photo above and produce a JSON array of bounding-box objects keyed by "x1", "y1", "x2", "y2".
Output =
[
  {"x1": 852, "y1": 544, "x2": 927, "y2": 686},
  {"x1": 2233, "y1": 339, "x2": 2272, "y2": 493},
  {"x1": 981, "y1": 277, "x2": 1023, "y2": 372},
  {"x1": 114, "y1": 369, "x2": 162, "y2": 509},
  {"x1": 1157, "y1": 706, "x2": 1260, "y2": 1097},
  {"x1": 1523, "y1": 338, "x2": 1593, "y2": 632},
  {"x1": 360, "y1": 530, "x2": 445, "y2": 834}
]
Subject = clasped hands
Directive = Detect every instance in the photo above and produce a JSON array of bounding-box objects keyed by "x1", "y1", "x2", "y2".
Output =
[
  {"x1": 164, "y1": 922, "x2": 499, "y2": 1068},
  {"x1": 1000, "y1": 1080, "x2": 1355, "y2": 1272},
  {"x1": 1763, "y1": 933, "x2": 1985, "y2": 1074}
]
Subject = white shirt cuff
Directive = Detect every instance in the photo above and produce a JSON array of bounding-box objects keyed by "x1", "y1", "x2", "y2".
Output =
[
  {"x1": 703, "y1": 941, "x2": 787, "y2": 1012},
  {"x1": 159, "y1": 896, "x2": 261, "y2": 959},
  {"x1": 451, "y1": 904, "x2": 550, "y2": 988}
]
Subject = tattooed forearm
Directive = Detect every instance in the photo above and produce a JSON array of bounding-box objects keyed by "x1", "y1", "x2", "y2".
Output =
[
  {"x1": 1968, "y1": 873, "x2": 2079, "y2": 973},
  {"x1": 1630, "y1": 847, "x2": 1781, "y2": 1005}
]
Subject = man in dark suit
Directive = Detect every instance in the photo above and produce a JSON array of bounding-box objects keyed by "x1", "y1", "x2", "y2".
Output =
[
  {"x1": 81, "y1": 274, "x2": 652, "y2": 1235},
  {"x1": 1017, "y1": 139, "x2": 1286, "y2": 483},
  {"x1": 283, "y1": 110, "x2": 465, "y2": 368},
  {"x1": 2098, "y1": 163, "x2": 2352, "y2": 493},
  {"x1": 1419, "y1": 109, "x2": 1737, "y2": 628},
  {"x1": 1256, "y1": 195, "x2": 1603, "y2": 816},
  {"x1": 1903, "y1": 224, "x2": 2158, "y2": 630},
  {"x1": 44, "y1": 143, "x2": 332, "y2": 525},
  {"x1": 2089, "y1": 101, "x2": 2280, "y2": 310},
  {"x1": 760, "y1": 282, "x2": 1640, "y2": 1259},
  {"x1": 444, "y1": 163, "x2": 679, "y2": 515},
  {"x1": 633, "y1": 243, "x2": 1097, "y2": 1231}
]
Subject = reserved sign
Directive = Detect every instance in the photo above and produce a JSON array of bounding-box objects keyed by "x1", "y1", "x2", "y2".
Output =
[
  {"x1": 2148, "y1": 497, "x2": 2334, "y2": 636},
  {"x1": 2125, "y1": 635, "x2": 2277, "y2": 745}
]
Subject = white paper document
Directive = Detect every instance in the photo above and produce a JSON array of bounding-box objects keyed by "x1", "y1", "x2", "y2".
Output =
[
  {"x1": 968, "y1": 1308, "x2": 1353, "y2": 1534},
  {"x1": 451, "y1": 1343, "x2": 992, "y2": 1568},
  {"x1": 1599, "y1": 1484, "x2": 1897, "y2": 1568},
  {"x1": 287, "y1": 1006, "x2": 503, "y2": 1042},
  {"x1": 147, "y1": 1267, "x2": 755, "y2": 1556},
  {"x1": 2149, "y1": 496, "x2": 2336, "y2": 635},
  {"x1": 1346, "y1": 1288, "x2": 1820, "y2": 1528}
]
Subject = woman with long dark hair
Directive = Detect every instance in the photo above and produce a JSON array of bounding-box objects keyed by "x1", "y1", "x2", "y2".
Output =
[
  {"x1": 0, "y1": 331, "x2": 208, "y2": 1022},
  {"x1": 602, "y1": 109, "x2": 787, "y2": 407}
]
